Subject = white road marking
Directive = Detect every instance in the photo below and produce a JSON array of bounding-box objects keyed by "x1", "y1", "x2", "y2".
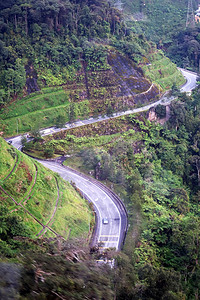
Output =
[{"x1": 39, "y1": 161, "x2": 121, "y2": 249}]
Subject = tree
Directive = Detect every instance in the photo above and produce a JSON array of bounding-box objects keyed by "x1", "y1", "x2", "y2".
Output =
[
  {"x1": 4, "y1": 59, "x2": 26, "y2": 96},
  {"x1": 155, "y1": 104, "x2": 166, "y2": 119},
  {"x1": 21, "y1": 135, "x2": 27, "y2": 146},
  {"x1": 171, "y1": 82, "x2": 180, "y2": 96},
  {"x1": 55, "y1": 115, "x2": 66, "y2": 128},
  {"x1": 106, "y1": 104, "x2": 114, "y2": 117},
  {"x1": 44, "y1": 146, "x2": 54, "y2": 158},
  {"x1": 0, "y1": 205, "x2": 30, "y2": 257},
  {"x1": 68, "y1": 103, "x2": 76, "y2": 123},
  {"x1": 29, "y1": 129, "x2": 41, "y2": 142}
]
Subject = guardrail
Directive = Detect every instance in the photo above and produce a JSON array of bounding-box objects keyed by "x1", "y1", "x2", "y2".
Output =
[{"x1": 61, "y1": 164, "x2": 128, "y2": 250}]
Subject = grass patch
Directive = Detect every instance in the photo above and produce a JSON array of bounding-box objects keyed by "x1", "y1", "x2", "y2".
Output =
[
  {"x1": 1, "y1": 152, "x2": 35, "y2": 202},
  {"x1": 142, "y1": 50, "x2": 185, "y2": 90},
  {"x1": 1, "y1": 100, "x2": 90, "y2": 137},
  {"x1": 12, "y1": 206, "x2": 43, "y2": 235},
  {"x1": 0, "y1": 139, "x2": 16, "y2": 181},
  {"x1": 0, "y1": 88, "x2": 67, "y2": 120},
  {"x1": 0, "y1": 137, "x2": 94, "y2": 239},
  {"x1": 50, "y1": 179, "x2": 94, "y2": 239},
  {"x1": 23, "y1": 149, "x2": 60, "y2": 160},
  {"x1": 63, "y1": 156, "x2": 84, "y2": 171}
]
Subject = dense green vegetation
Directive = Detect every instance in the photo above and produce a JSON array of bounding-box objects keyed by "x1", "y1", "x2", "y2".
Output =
[
  {"x1": 143, "y1": 50, "x2": 185, "y2": 89},
  {"x1": 30, "y1": 84, "x2": 200, "y2": 298},
  {"x1": 123, "y1": 0, "x2": 189, "y2": 46},
  {"x1": 1, "y1": 0, "x2": 200, "y2": 299},
  {"x1": 168, "y1": 26, "x2": 200, "y2": 71},
  {"x1": 0, "y1": 0, "x2": 185, "y2": 136},
  {"x1": 122, "y1": 0, "x2": 200, "y2": 71}
]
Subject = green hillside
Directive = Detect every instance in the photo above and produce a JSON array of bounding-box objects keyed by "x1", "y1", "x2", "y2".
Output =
[
  {"x1": 1, "y1": 1, "x2": 200, "y2": 299},
  {"x1": 123, "y1": 0, "x2": 189, "y2": 45},
  {"x1": 34, "y1": 87, "x2": 200, "y2": 299},
  {"x1": 0, "y1": 137, "x2": 94, "y2": 242},
  {"x1": 0, "y1": 0, "x2": 185, "y2": 137},
  {"x1": 122, "y1": 0, "x2": 200, "y2": 70},
  {"x1": 142, "y1": 50, "x2": 185, "y2": 89}
]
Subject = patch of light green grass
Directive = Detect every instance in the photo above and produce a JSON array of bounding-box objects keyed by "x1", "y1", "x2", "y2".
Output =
[
  {"x1": 0, "y1": 139, "x2": 16, "y2": 180},
  {"x1": 50, "y1": 179, "x2": 94, "y2": 239}
]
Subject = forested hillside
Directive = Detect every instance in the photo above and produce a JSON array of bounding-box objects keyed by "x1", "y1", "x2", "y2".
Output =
[
  {"x1": 123, "y1": 0, "x2": 200, "y2": 70},
  {"x1": 0, "y1": 0, "x2": 146, "y2": 102},
  {"x1": 0, "y1": 0, "x2": 185, "y2": 137},
  {"x1": 1, "y1": 1, "x2": 200, "y2": 299},
  {"x1": 123, "y1": 0, "x2": 189, "y2": 45},
  {"x1": 33, "y1": 79, "x2": 200, "y2": 299}
]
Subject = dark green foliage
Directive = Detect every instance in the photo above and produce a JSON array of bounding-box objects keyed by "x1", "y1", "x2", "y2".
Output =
[
  {"x1": 123, "y1": 0, "x2": 188, "y2": 47},
  {"x1": 106, "y1": 104, "x2": 114, "y2": 117},
  {"x1": 168, "y1": 27, "x2": 200, "y2": 70},
  {"x1": 155, "y1": 104, "x2": 166, "y2": 118},
  {"x1": 1, "y1": 1, "x2": 200, "y2": 298},
  {"x1": 123, "y1": 0, "x2": 200, "y2": 70},
  {"x1": 55, "y1": 115, "x2": 66, "y2": 128},
  {"x1": 0, "y1": 0, "x2": 128, "y2": 103},
  {"x1": 0, "y1": 205, "x2": 30, "y2": 257},
  {"x1": 44, "y1": 146, "x2": 54, "y2": 158}
]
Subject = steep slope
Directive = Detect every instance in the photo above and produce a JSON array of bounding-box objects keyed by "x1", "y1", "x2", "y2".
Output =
[
  {"x1": 0, "y1": 137, "x2": 94, "y2": 239},
  {"x1": 122, "y1": 0, "x2": 200, "y2": 70},
  {"x1": 0, "y1": 48, "x2": 184, "y2": 137},
  {"x1": 0, "y1": 0, "x2": 184, "y2": 137},
  {"x1": 33, "y1": 88, "x2": 200, "y2": 299},
  {"x1": 123, "y1": 0, "x2": 188, "y2": 46}
]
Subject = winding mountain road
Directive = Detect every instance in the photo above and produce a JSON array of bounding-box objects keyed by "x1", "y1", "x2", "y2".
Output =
[
  {"x1": 6, "y1": 68, "x2": 197, "y2": 250},
  {"x1": 36, "y1": 161, "x2": 127, "y2": 250}
]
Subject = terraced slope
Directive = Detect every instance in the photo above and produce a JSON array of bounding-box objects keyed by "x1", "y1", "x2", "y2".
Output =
[
  {"x1": 142, "y1": 50, "x2": 185, "y2": 90},
  {"x1": 1, "y1": 49, "x2": 182, "y2": 137},
  {"x1": 0, "y1": 137, "x2": 94, "y2": 239}
]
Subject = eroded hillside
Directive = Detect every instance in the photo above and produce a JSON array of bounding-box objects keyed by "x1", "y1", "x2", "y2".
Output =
[
  {"x1": 0, "y1": 0, "x2": 185, "y2": 137},
  {"x1": 0, "y1": 48, "x2": 184, "y2": 137}
]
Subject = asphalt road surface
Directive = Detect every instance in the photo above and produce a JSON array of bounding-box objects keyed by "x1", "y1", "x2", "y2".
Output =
[
  {"x1": 5, "y1": 68, "x2": 197, "y2": 250},
  {"x1": 36, "y1": 160, "x2": 127, "y2": 251},
  {"x1": 6, "y1": 69, "x2": 197, "y2": 142},
  {"x1": 179, "y1": 68, "x2": 197, "y2": 92},
  {"x1": 37, "y1": 68, "x2": 197, "y2": 137}
]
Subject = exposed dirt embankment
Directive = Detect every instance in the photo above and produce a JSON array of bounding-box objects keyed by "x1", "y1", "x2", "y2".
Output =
[
  {"x1": 67, "y1": 51, "x2": 160, "y2": 112},
  {"x1": 107, "y1": 52, "x2": 159, "y2": 106},
  {"x1": 25, "y1": 63, "x2": 40, "y2": 94}
]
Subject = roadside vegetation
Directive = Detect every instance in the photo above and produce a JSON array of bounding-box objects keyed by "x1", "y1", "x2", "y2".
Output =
[
  {"x1": 0, "y1": 0, "x2": 185, "y2": 137},
  {"x1": 143, "y1": 50, "x2": 185, "y2": 90},
  {"x1": 26, "y1": 85, "x2": 200, "y2": 299},
  {"x1": 123, "y1": 0, "x2": 200, "y2": 72},
  {"x1": 1, "y1": 0, "x2": 199, "y2": 299},
  {"x1": 0, "y1": 138, "x2": 94, "y2": 245}
]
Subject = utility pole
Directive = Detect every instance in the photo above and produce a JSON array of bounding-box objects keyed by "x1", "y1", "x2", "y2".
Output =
[{"x1": 186, "y1": 0, "x2": 195, "y2": 28}]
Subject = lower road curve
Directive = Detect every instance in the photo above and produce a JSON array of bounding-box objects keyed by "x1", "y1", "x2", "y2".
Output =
[
  {"x1": 37, "y1": 160, "x2": 128, "y2": 251},
  {"x1": 5, "y1": 132, "x2": 128, "y2": 251}
]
